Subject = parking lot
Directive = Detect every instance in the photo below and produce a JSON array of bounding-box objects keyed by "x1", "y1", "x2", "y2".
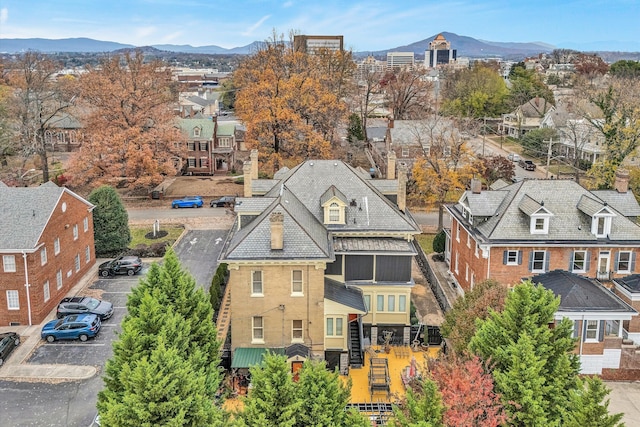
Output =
[{"x1": 0, "y1": 229, "x2": 226, "y2": 427}]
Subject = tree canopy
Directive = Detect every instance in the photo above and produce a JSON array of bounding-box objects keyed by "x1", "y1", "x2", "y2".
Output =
[{"x1": 67, "y1": 50, "x2": 185, "y2": 192}]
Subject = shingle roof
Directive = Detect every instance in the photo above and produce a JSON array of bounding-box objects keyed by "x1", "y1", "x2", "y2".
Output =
[
  {"x1": 320, "y1": 185, "x2": 347, "y2": 205},
  {"x1": 0, "y1": 185, "x2": 93, "y2": 250},
  {"x1": 333, "y1": 237, "x2": 417, "y2": 254},
  {"x1": 532, "y1": 270, "x2": 636, "y2": 313},
  {"x1": 614, "y1": 274, "x2": 640, "y2": 294},
  {"x1": 592, "y1": 190, "x2": 640, "y2": 217},
  {"x1": 177, "y1": 117, "x2": 216, "y2": 138},
  {"x1": 324, "y1": 278, "x2": 367, "y2": 312},
  {"x1": 452, "y1": 179, "x2": 640, "y2": 243}
]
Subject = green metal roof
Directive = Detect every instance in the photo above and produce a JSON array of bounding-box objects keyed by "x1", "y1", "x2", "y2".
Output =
[{"x1": 231, "y1": 347, "x2": 285, "y2": 369}]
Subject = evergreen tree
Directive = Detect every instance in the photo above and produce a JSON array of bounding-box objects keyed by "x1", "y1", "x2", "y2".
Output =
[
  {"x1": 346, "y1": 113, "x2": 365, "y2": 142},
  {"x1": 98, "y1": 249, "x2": 224, "y2": 425},
  {"x1": 432, "y1": 230, "x2": 446, "y2": 254},
  {"x1": 235, "y1": 352, "x2": 300, "y2": 427},
  {"x1": 469, "y1": 280, "x2": 580, "y2": 425},
  {"x1": 295, "y1": 361, "x2": 368, "y2": 427},
  {"x1": 391, "y1": 377, "x2": 445, "y2": 427},
  {"x1": 564, "y1": 377, "x2": 625, "y2": 427},
  {"x1": 88, "y1": 185, "x2": 131, "y2": 256}
]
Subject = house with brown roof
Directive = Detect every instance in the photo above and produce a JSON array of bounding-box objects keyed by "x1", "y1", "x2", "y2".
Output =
[
  {"x1": 219, "y1": 158, "x2": 421, "y2": 374},
  {"x1": 0, "y1": 182, "x2": 95, "y2": 326},
  {"x1": 500, "y1": 97, "x2": 555, "y2": 139}
]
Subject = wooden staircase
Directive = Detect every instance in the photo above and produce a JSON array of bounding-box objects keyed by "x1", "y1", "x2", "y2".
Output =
[{"x1": 216, "y1": 285, "x2": 232, "y2": 347}]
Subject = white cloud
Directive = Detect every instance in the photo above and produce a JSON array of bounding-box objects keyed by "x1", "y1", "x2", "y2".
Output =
[
  {"x1": 282, "y1": 1, "x2": 294, "y2": 7},
  {"x1": 241, "y1": 15, "x2": 271, "y2": 36},
  {"x1": 0, "y1": 8, "x2": 8, "y2": 25},
  {"x1": 135, "y1": 26, "x2": 157, "y2": 39},
  {"x1": 161, "y1": 31, "x2": 184, "y2": 43}
]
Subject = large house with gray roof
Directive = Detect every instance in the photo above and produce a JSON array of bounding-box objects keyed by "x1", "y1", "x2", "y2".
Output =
[
  {"x1": 0, "y1": 182, "x2": 95, "y2": 326},
  {"x1": 219, "y1": 157, "x2": 421, "y2": 374},
  {"x1": 446, "y1": 170, "x2": 640, "y2": 292}
]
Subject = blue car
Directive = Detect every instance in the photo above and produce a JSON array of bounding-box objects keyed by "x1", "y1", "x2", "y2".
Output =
[
  {"x1": 41, "y1": 313, "x2": 101, "y2": 342},
  {"x1": 171, "y1": 196, "x2": 203, "y2": 208}
]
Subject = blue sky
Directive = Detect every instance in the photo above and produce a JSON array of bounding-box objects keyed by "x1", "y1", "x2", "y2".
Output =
[{"x1": 1, "y1": 0, "x2": 639, "y2": 51}]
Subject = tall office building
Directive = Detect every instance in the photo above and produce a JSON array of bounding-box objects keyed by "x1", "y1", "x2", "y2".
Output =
[
  {"x1": 425, "y1": 33, "x2": 457, "y2": 68},
  {"x1": 386, "y1": 52, "x2": 415, "y2": 70},
  {"x1": 293, "y1": 35, "x2": 344, "y2": 53}
]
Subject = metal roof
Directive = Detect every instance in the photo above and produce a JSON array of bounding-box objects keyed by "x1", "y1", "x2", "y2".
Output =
[
  {"x1": 231, "y1": 347, "x2": 285, "y2": 369},
  {"x1": 324, "y1": 278, "x2": 367, "y2": 312}
]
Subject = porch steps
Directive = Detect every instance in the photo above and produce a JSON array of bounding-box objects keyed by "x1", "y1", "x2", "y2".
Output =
[
  {"x1": 349, "y1": 321, "x2": 363, "y2": 368},
  {"x1": 216, "y1": 285, "x2": 232, "y2": 346}
]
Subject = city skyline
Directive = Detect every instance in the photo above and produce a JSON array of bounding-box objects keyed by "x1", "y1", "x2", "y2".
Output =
[{"x1": 0, "y1": 0, "x2": 639, "y2": 52}]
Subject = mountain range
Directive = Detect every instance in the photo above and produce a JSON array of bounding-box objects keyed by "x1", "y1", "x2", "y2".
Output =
[{"x1": 1, "y1": 32, "x2": 637, "y2": 59}]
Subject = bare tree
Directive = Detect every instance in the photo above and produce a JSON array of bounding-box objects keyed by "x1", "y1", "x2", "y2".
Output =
[
  {"x1": 381, "y1": 66, "x2": 433, "y2": 120},
  {"x1": 5, "y1": 52, "x2": 78, "y2": 182}
]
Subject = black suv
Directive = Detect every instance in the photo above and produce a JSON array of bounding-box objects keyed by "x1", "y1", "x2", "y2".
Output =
[
  {"x1": 0, "y1": 332, "x2": 20, "y2": 366},
  {"x1": 99, "y1": 255, "x2": 143, "y2": 277},
  {"x1": 56, "y1": 296, "x2": 114, "y2": 320},
  {"x1": 210, "y1": 196, "x2": 236, "y2": 207}
]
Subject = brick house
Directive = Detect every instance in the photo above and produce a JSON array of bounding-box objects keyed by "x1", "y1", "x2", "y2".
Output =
[
  {"x1": 0, "y1": 182, "x2": 95, "y2": 326},
  {"x1": 532, "y1": 270, "x2": 636, "y2": 374},
  {"x1": 444, "y1": 170, "x2": 640, "y2": 292},
  {"x1": 219, "y1": 158, "x2": 421, "y2": 374},
  {"x1": 177, "y1": 116, "x2": 242, "y2": 175}
]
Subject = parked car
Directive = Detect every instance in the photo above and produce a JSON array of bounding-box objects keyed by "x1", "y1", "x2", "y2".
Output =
[
  {"x1": 171, "y1": 196, "x2": 203, "y2": 208},
  {"x1": 41, "y1": 314, "x2": 101, "y2": 342},
  {"x1": 99, "y1": 255, "x2": 143, "y2": 277},
  {"x1": 519, "y1": 159, "x2": 537, "y2": 171},
  {"x1": 0, "y1": 332, "x2": 20, "y2": 366},
  {"x1": 210, "y1": 196, "x2": 236, "y2": 207},
  {"x1": 508, "y1": 153, "x2": 521, "y2": 162},
  {"x1": 56, "y1": 296, "x2": 114, "y2": 320}
]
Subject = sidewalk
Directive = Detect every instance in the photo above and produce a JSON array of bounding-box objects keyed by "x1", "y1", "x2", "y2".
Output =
[{"x1": 0, "y1": 263, "x2": 101, "y2": 382}]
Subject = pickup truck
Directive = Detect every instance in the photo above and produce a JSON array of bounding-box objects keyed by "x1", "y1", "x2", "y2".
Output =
[{"x1": 519, "y1": 159, "x2": 536, "y2": 171}]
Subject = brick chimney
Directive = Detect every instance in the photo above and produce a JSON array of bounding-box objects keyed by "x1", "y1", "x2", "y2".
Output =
[
  {"x1": 250, "y1": 149, "x2": 259, "y2": 180},
  {"x1": 387, "y1": 150, "x2": 396, "y2": 180},
  {"x1": 243, "y1": 161, "x2": 252, "y2": 197},
  {"x1": 397, "y1": 163, "x2": 407, "y2": 212},
  {"x1": 471, "y1": 178, "x2": 482, "y2": 194},
  {"x1": 615, "y1": 168, "x2": 630, "y2": 193},
  {"x1": 388, "y1": 116, "x2": 394, "y2": 129},
  {"x1": 270, "y1": 211, "x2": 284, "y2": 250}
]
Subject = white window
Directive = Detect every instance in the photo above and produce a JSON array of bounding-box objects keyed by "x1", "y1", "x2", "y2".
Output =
[
  {"x1": 85, "y1": 246, "x2": 91, "y2": 263},
  {"x1": 572, "y1": 251, "x2": 588, "y2": 273},
  {"x1": 364, "y1": 295, "x2": 371, "y2": 311},
  {"x1": 329, "y1": 203, "x2": 340, "y2": 223},
  {"x1": 326, "y1": 317, "x2": 344, "y2": 336},
  {"x1": 41, "y1": 247, "x2": 48, "y2": 265},
  {"x1": 54, "y1": 238, "x2": 60, "y2": 255},
  {"x1": 193, "y1": 127, "x2": 201, "y2": 137},
  {"x1": 503, "y1": 251, "x2": 522, "y2": 265},
  {"x1": 454, "y1": 251, "x2": 459, "y2": 274},
  {"x1": 401, "y1": 147, "x2": 409, "y2": 158},
  {"x1": 83, "y1": 217, "x2": 89, "y2": 232},
  {"x1": 199, "y1": 141, "x2": 208, "y2": 151},
  {"x1": 75, "y1": 254, "x2": 81, "y2": 272},
  {"x1": 466, "y1": 232, "x2": 470, "y2": 248},
  {"x1": 377, "y1": 295, "x2": 384, "y2": 311},
  {"x1": 3, "y1": 255, "x2": 16, "y2": 272},
  {"x1": 73, "y1": 224, "x2": 78, "y2": 240},
  {"x1": 188, "y1": 157, "x2": 196, "y2": 167},
  {"x1": 218, "y1": 137, "x2": 231, "y2": 148},
  {"x1": 251, "y1": 271, "x2": 263, "y2": 296},
  {"x1": 465, "y1": 263, "x2": 469, "y2": 281},
  {"x1": 585, "y1": 320, "x2": 599, "y2": 341},
  {"x1": 252, "y1": 316, "x2": 264, "y2": 342},
  {"x1": 199, "y1": 157, "x2": 208, "y2": 168},
  {"x1": 187, "y1": 141, "x2": 196, "y2": 151},
  {"x1": 292, "y1": 320, "x2": 303, "y2": 342},
  {"x1": 56, "y1": 269, "x2": 63, "y2": 290},
  {"x1": 291, "y1": 270, "x2": 303, "y2": 295},
  {"x1": 6, "y1": 290, "x2": 19, "y2": 310},
  {"x1": 398, "y1": 295, "x2": 407, "y2": 312},
  {"x1": 530, "y1": 251, "x2": 547, "y2": 273},
  {"x1": 456, "y1": 222, "x2": 460, "y2": 242},
  {"x1": 475, "y1": 242, "x2": 479, "y2": 258},
  {"x1": 388, "y1": 295, "x2": 395, "y2": 312},
  {"x1": 43, "y1": 281, "x2": 50, "y2": 302},
  {"x1": 592, "y1": 214, "x2": 613, "y2": 238},
  {"x1": 617, "y1": 251, "x2": 633, "y2": 273},
  {"x1": 531, "y1": 216, "x2": 549, "y2": 234}
]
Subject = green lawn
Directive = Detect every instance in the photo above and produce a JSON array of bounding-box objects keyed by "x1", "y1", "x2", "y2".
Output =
[
  {"x1": 415, "y1": 233, "x2": 436, "y2": 255},
  {"x1": 129, "y1": 225, "x2": 185, "y2": 248}
]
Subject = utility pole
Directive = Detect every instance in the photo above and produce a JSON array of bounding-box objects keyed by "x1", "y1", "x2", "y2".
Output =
[
  {"x1": 482, "y1": 116, "x2": 486, "y2": 156},
  {"x1": 546, "y1": 138, "x2": 553, "y2": 179}
]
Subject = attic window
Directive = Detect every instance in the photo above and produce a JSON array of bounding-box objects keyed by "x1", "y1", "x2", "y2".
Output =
[
  {"x1": 193, "y1": 127, "x2": 201, "y2": 137},
  {"x1": 329, "y1": 203, "x2": 340, "y2": 222},
  {"x1": 530, "y1": 215, "x2": 549, "y2": 234},
  {"x1": 323, "y1": 200, "x2": 346, "y2": 225},
  {"x1": 592, "y1": 214, "x2": 613, "y2": 238}
]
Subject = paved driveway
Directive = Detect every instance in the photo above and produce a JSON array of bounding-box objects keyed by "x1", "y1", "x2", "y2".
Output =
[{"x1": 173, "y1": 229, "x2": 229, "y2": 290}]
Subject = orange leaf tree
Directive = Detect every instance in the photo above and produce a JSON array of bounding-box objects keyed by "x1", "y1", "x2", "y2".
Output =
[
  {"x1": 67, "y1": 50, "x2": 185, "y2": 192},
  {"x1": 233, "y1": 33, "x2": 349, "y2": 174}
]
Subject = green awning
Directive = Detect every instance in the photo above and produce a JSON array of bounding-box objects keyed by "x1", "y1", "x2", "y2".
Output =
[{"x1": 231, "y1": 347, "x2": 285, "y2": 369}]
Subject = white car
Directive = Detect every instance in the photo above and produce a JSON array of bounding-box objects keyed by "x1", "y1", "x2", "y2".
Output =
[{"x1": 508, "y1": 153, "x2": 521, "y2": 162}]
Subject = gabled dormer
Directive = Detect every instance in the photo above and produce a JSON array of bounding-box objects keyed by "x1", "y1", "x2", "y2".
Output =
[
  {"x1": 193, "y1": 126, "x2": 201, "y2": 137},
  {"x1": 518, "y1": 195, "x2": 553, "y2": 234},
  {"x1": 577, "y1": 195, "x2": 616, "y2": 238},
  {"x1": 320, "y1": 185, "x2": 347, "y2": 225}
]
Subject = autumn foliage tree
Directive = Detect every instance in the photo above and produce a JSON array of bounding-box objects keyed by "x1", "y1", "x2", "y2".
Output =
[
  {"x1": 67, "y1": 50, "x2": 185, "y2": 192},
  {"x1": 471, "y1": 155, "x2": 515, "y2": 185},
  {"x1": 430, "y1": 355, "x2": 508, "y2": 427},
  {"x1": 233, "y1": 32, "x2": 349, "y2": 173}
]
